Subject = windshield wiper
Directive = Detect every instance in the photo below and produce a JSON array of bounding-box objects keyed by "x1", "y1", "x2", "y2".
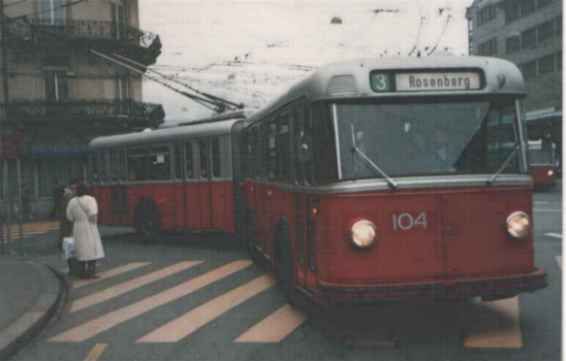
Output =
[
  {"x1": 351, "y1": 124, "x2": 398, "y2": 190},
  {"x1": 486, "y1": 143, "x2": 520, "y2": 186}
]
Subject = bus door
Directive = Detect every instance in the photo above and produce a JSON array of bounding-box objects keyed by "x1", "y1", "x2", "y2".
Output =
[
  {"x1": 293, "y1": 105, "x2": 314, "y2": 288},
  {"x1": 109, "y1": 149, "x2": 128, "y2": 225},
  {"x1": 197, "y1": 138, "x2": 213, "y2": 229}
]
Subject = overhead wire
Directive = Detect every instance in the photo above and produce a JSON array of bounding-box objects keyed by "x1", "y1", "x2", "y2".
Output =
[
  {"x1": 426, "y1": 13, "x2": 452, "y2": 56},
  {"x1": 408, "y1": 0, "x2": 424, "y2": 56}
]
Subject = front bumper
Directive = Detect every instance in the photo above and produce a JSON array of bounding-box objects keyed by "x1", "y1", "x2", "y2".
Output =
[{"x1": 316, "y1": 268, "x2": 547, "y2": 303}]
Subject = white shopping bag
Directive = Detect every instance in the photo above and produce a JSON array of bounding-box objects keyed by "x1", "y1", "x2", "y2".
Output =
[{"x1": 62, "y1": 237, "x2": 76, "y2": 260}]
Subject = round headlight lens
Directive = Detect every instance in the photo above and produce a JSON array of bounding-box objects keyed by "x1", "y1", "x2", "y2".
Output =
[
  {"x1": 506, "y1": 211, "x2": 530, "y2": 239},
  {"x1": 351, "y1": 219, "x2": 376, "y2": 248}
]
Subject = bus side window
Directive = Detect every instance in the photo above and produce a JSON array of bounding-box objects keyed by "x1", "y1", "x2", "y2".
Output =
[
  {"x1": 88, "y1": 153, "x2": 98, "y2": 182},
  {"x1": 295, "y1": 104, "x2": 314, "y2": 185},
  {"x1": 211, "y1": 137, "x2": 221, "y2": 178},
  {"x1": 267, "y1": 121, "x2": 277, "y2": 180},
  {"x1": 185, "y1": 141, "x2": 194, "y2": 179},
  {"x1": 148, "y1": 145, "x2": 171, "y2": 180},
  {"x1": 127, "y1": 148, "x2": 147, "y2": 181},
  {"x1": 249, "y1": 126, "x2": 258, "y2": 179},
  {"x1": 277, "y1": 113, "x2": 290, "y2": 182},
  {"x1": 97, "y1": 151, "x2": 108, "y2": 182},
  {"x1": 174, "y1": 143, "x2": 184, "y2": 179},
  {"x1": 199, "y1": 139, "x2": 209, "y2": 179}
]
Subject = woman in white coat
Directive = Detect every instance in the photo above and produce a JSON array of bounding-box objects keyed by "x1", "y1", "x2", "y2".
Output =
[{"x1": 66, "y1": 183, "x2": 105, "y2": 278}]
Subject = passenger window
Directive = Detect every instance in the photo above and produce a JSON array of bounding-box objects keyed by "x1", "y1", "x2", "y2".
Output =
[
  {"x1": 295, "y1": 106, "x2": 314, "y2": 185},
  {"x1": 267, "y1": 122, "x2": 277, "y2": 180},
  {"x1": 96, "y1": 151, "x2": 107, "y2": 182},
  {"x1": 185, "y1": 142, "x2": 194, "y2": 179},
  {"x1": 277, "y1": 114, "x2": 290, "y2": 181},
  {"x1": 199, "y1": 139, "x2": 209, "y2": 179},
  {"x1": 174, "y1": 144, "x2": 183, "y2": 179},
  {"x1": 211, "y1": 137, "x2": 221, "y2": 178},
  {"x1": 148, "y1": 146, "x2": 171, "y2": 180},
  {"x1": 127, "y1": 148, "x2": 147, "y2": 181}
]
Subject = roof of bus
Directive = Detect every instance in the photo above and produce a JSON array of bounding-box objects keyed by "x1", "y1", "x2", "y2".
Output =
[
  {"x1": 89, "y1": 118, "x2": 241, "y2": 149},
  {"x1": 247, "y1": 56, "x2": 526, "y2": 123}
]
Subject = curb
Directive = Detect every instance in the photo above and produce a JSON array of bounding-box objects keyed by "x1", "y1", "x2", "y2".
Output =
[{"x1": 0, "y1": 262, "x2": 66, "y2": 361}]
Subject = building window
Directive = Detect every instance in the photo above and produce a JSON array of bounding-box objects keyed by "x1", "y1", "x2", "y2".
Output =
[
  {"x1": 111, "y1": 1, "x2": 128, "y2": 40},
  {"x1": 539, "y1": 54, "x2": 555, "y2": 73},
  {"x1": 521, "y1": 27, "x2": 537, "y2": 49},
  {"x1": 556, "y1": 51, "x2": 562, "y2": 71},
  {"x1": 538, "y1": 19, "x2": 555, "y2": 43},
  {"x1": 38, "y1": 0, "x2": 65, "y2": 25},
  {"x1": 521, "y1": 60, "x2": 538, "y2": 79},
  {"x1": 506, "y1": 36, "x2": 521, "y2": 53},
  {"x1": 45, "y1": 71, "x2": 68, "y2": 101},
  {"x1": 520, "y1": 0, "x2": 536, "y2": 16},
  {"x1": 478, "y1": 38, "x2": 498, "y2": 56},
  {"x1": 504, "y1": 0, "x2": 520, "y2": 22},
  {"x1": 115, "y1": 77, "x2": 129, "y2": 100},
  {"x1": 555, "y1": 16, "x2": 562, "y2": 37},
  {"x1": 478, "y1": 5, "x2": 496, "y2": 26},
  {"x1": 538, "y1": 0, "x2": 553, "y2": 9}
]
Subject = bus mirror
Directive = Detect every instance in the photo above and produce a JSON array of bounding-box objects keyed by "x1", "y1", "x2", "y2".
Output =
[{"x1": 297, "y1": 135, "x2": 313, "y2": 163}]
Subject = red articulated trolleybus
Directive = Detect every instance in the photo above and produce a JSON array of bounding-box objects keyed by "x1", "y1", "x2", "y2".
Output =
[
  {"x1": 88, "y1": 112, "x2": 246, "y2": 237},
  {"x1": 89, "y1": 56, "x2": 547, "y2": 306}
]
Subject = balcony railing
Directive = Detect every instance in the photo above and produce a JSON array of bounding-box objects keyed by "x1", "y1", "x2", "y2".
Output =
[
  {"x1": 7, "y1": 99, "x2": 165, "y2": 128},
  {"x1": 7, "y1": 17, "x2": 159, "y2": 49}
]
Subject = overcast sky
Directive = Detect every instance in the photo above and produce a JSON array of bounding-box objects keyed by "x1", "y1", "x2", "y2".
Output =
[{"x1": 138, "y1": 0, "x2": 476, "y2": 122}]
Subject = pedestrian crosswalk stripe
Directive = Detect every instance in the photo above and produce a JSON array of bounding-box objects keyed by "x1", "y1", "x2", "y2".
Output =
[
  {"x1": 70, "y1": 260, "x2": 203, "y2": 312},
  {"x1": 463, "y1": 296, "x2": 522, "y2": 348},
  {"x1": 73, "y1": 262, "x2": 151, "y2": 289},
  {"x1": 235, "y1": 304, "x2": 306, "y2": 343},
  {"x1": 545, "y1": 233, "x2": 563, "y2": 239},
  {"x1": 84, "y1": 343, "x2": 107, "y2": 361},
  {"x1": 50, "y1": 260, "x2": 252, "y2": 342},
  {"x1": 137, "y1": 274, "x2": 275, "y2": 343}
]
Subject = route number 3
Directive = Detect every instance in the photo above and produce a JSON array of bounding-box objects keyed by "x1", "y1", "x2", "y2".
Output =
[{"x1": 392, "y1": 212, "x2": 428, "y2": 231}]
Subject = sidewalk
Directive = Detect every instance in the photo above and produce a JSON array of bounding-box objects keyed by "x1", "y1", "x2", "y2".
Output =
[
  {"x1": 0, "y1": 258, "x2": 64, "y2": 360},
  {"x1": 0, "y1": 225, "x2": 134, "y2": 360}
]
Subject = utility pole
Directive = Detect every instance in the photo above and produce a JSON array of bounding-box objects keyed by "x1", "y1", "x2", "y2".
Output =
[{"x1": 0, "y1": 0, "x2": 10, "y2": 253}]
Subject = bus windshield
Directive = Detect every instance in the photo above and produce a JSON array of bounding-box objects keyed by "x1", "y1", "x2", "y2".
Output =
[{"x1": 335, "y1": 98, "x2": 523, "y2": 180}]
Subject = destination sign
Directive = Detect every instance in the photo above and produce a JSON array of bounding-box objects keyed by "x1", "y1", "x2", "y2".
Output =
[{"x1": 395, "y1": 72, "x2": 481, "y2": 91}]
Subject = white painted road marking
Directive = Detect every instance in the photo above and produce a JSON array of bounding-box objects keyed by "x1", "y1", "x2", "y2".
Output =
[{"x1": 464, "y1": 297, "x2": 522, "y2": 349}]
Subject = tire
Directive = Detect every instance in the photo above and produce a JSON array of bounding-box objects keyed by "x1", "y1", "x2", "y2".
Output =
[{"x1": 134, "y1": 200, "x2": 161, "y2": 243}]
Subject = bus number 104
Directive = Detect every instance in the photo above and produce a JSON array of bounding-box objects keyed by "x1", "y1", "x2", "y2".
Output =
[{"x1": 392, "y1": 212, "x2": 428, "y2": 231}]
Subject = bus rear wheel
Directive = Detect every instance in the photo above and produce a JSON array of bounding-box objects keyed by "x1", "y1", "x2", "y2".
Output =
[{"x1": 134, "y1": 200, "x2": 161, "y2": 242}]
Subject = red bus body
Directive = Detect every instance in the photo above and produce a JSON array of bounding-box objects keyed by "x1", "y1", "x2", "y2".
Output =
[
  {"x1": 89, "y1": 57, "x2": 547, "y2": 306},
  {"x1": 237, "y1": 57, "x2": 546, "y2": 305}
]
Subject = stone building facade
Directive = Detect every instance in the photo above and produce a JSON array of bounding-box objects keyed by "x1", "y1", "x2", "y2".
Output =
[
  {"x1": 467, "y1": 0, "x2": 562, "y2": 166},
  {"x1": 0, "y1": 0, "x2": 164, "y2": 219}
]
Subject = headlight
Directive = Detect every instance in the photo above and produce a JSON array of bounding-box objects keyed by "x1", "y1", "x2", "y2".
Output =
[
  {"x1": 351, "y1": 219, "x2": 377, "y2": 248},
  {"x1": 506, "y1": 211, "x2": 530, "y2": 239},
  {"x1": 547, "y1": 169, "x2": 555, "y2": 177}
]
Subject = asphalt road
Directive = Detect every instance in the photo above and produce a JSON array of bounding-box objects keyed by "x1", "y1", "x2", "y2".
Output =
[{"x1": 11, "y1": 186, "x2": 562, "y2": 361}]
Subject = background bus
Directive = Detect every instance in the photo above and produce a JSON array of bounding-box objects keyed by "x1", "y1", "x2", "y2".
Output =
[{"x1": 528, "y1": 139, "x2": 557, "y2": 188}]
